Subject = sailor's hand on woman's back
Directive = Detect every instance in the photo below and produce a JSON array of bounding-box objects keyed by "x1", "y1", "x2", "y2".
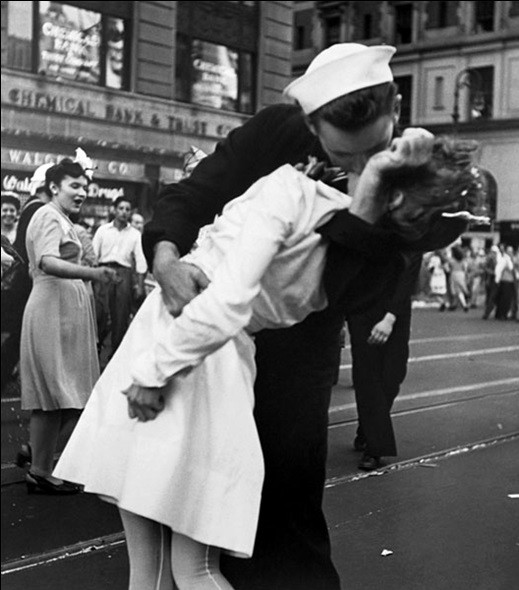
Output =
[{"x1": 153, "y1": 241, "x2": 210, "y2": 317}]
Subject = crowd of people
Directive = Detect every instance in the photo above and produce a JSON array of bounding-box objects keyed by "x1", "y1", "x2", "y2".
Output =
[
  {"x1": 421, "y1": 243, "x2": 518, "y2": 320},
  {"x1": 0, "y1": 41, "x2": 512, "y2": 590}
]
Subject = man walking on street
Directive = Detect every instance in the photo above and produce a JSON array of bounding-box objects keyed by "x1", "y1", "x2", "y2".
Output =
[{"x1": 93, "y1": 196, "x2": 147, "y2": 357}]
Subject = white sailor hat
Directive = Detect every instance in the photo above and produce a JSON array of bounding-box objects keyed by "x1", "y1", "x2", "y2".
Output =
[
  {"x1": 29, "y1": 163, "x2": 54, "y2": 195},
  {"x1": 284, "y1": 43, "x2": 396, "y2": 115}
]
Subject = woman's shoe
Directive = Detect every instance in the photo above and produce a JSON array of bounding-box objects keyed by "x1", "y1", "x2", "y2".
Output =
[
  {"x1": 358, "y1": 453, "x2": 383, "y2": 472},
  {"x1": 15, "y1": 444, "x2": 32, "y2": 469},
  {"x1": 25, "y1": 472, "x2": 81, "y2": 495}
]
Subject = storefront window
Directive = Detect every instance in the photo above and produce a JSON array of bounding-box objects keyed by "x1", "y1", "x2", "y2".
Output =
[
  {"x1": 176, "y1": 36, "x2": 255, "y2": 114},
  {"x1": 4, "y1": 1, "x2": 129, "y2": 90}
]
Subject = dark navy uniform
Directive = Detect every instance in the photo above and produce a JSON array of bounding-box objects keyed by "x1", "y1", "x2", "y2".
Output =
[
  {"x1": 143, "y1": 104, "x2": 405, "y2": 590},
  {"x1": 345, "y1": 253, "x2": 422, "y2": 458}
]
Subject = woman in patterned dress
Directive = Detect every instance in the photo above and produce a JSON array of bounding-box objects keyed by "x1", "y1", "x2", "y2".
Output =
[{"x1": 20, "y1": 158, "x2": 118, "y2": 495}]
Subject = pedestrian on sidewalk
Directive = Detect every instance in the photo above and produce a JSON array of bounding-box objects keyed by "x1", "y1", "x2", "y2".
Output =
[
  {"x1": 448, "y1": 245, "x2": 469, "y2": 312},
  {"x1": 482, "y1": 245, "x2": 501, "y2": 319},
  {"x1": 466, "y1": 248, "x2": 485, "y2": 309},
  {"x1": 19, "y1": 156, "x2": 119, "y2": 495},
  {"x1": 427, "y1": 249, "x2": 449, "y2": 310},
  {"x1": 92, "y1": 196, "x2": 147, "y2": 357},
  {"x1": 54, "y1": 131, "x2": 484, "y2": 590},
  {"x1": 495, "y1": 245, "x2": 516, "y2": 320}
]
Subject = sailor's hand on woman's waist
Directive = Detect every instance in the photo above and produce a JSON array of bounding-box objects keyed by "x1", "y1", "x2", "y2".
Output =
[{"x1": 153, "y1": 241, "x2": 210, "y2": 317}]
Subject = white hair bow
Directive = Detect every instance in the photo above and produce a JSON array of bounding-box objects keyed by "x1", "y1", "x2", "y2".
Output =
[{"x1": 74, "y1": 148, "x2": 96, "y2": 180}]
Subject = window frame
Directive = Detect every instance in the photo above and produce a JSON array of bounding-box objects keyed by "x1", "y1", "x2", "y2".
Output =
[
  {"x1": 175, "y1": 33, "x2": 256, "y2": 114},
  {"x1": 4, "y1": 1, "x2": 131, "y2": 90},
  {"x1": 394, "y1": 3, "x2": 413, "y2": 45},
  {"x1": 468, "y1": 66, "x2": 493, "y2": 121},
  {"x1": 474, "y1": 1, "x2": 495, "y2": 33},
  {"x1": 394, "y1": 74, "x2": 413, "y2": 127},
  {"x1": 324, "y1": 15, "x2": 341, "y2": 47}
]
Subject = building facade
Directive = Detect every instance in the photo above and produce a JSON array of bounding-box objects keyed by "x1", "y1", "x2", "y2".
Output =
[
  {"x1": 1, "y1": 0, "x2": 293, "y2": 226},
  {"x1": 292, "y1": 0, "x2": 519, "y2": 247}
]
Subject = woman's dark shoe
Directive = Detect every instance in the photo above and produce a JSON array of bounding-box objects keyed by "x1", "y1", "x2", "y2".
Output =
[
  {"x1": 358, "y1": 453, "x2": 383, "y2": 472},
  {"x1": 26, "y1": 472, "x2": 81, "y2": 495},
  {"x1": 15, "y1": 443, "x2": 32, "y2": 469}
]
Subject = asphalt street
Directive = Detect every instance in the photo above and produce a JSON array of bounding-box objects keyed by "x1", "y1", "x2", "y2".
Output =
[{"x1": 2, "y1": 307, "x2": 518, "y2": 589}]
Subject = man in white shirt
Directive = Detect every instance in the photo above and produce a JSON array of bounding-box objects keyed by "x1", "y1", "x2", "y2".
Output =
[
  {"x1": 494, "y1": 244, "x2": 516, "y2": 320},
  {"x1": 93, "y1": 196, "x2": 148, "y2": 356}
]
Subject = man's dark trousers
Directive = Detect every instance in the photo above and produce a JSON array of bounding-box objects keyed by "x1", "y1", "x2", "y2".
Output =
[
  {"x1": 220, "y1": 306, "x2": 344, "y2": 590},
  {"x1": 95, "y1": 264, "x2": 132, "y2": 355},
  {"x1": 347, "y1": 303, "x2": 412, "y2": 457}
]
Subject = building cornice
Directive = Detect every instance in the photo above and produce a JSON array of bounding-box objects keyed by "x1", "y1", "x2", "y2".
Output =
[{"x1": 424, "y1": 118, "x2": 519, "y2": 135}]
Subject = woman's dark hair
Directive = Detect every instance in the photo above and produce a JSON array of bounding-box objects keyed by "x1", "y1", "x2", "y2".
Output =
[
  {"x1": 1, "y1": 191, "x2": 21, "y2": 211},
  {"x1": 382, "y1": 136, "x2": 486, "y2": 248},
  {"x1": 451, "y1": 245, "x2": 465, "y2": 262},
  {"x1": 45, "y1": 158, "x2": 88, "y2": 190},
  {"x1": 309, "y1": 82, "x2": 398, "y2": 131}
]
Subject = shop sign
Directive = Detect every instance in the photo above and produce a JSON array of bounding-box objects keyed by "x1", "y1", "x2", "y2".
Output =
[
  {"x1": 5, "y1": 86, "x2": 237, "y2": 139},
  {"x1": 2, "y1": 172, "x2": 33, "y2": 196},
  {"x1": 1, "y1": 148, "x2": 145, "y2": 181},
  {"x1": 1, "y1": 169, "x2": 142, "y2": 206}
]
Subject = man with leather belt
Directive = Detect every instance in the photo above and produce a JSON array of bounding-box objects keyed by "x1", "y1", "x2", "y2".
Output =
[{"x1": 93, "y1": 196, "x2": 147, "y2": 357}]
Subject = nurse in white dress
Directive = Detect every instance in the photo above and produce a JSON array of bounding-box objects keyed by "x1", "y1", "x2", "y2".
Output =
[{"x1": 54, "y1": 164, "x2": 352, "y2": 588}]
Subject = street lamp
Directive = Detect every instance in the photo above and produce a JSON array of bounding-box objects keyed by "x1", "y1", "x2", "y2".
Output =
[{"x1": 452, "y1": 69, "x2": 485, "y2": 131}]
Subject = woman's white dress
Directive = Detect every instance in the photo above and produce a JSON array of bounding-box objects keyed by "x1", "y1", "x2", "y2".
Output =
[
  {"x1": 428, "y1": 254, "x2": 447, "y2": 296},
  {"x1": 54, "y1": 165, "x2": 351, "y2": 558}
]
